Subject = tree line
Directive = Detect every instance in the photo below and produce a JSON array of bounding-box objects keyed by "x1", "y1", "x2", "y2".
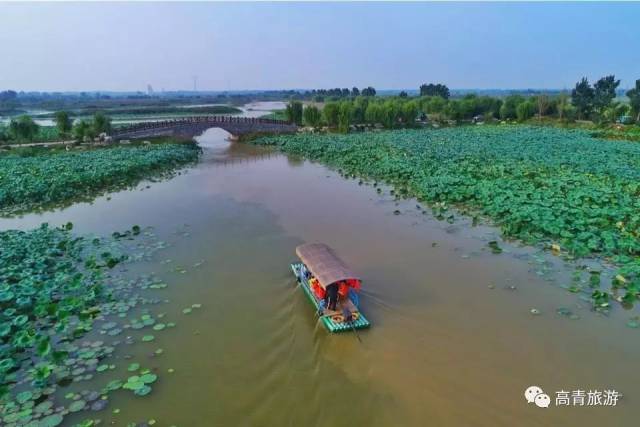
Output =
[
  {"x1": 0, "y1": 112, "x2": 112, "y2": 143},
  {"x1": 285, "y1": 76, "x2": 640, "y2": 131},
  {"x1": 302, "y1": 86, "x2": 377, "y2": 102},
  {"x1": 286, "y1": 97, "x2": 420, "y2": 132}
]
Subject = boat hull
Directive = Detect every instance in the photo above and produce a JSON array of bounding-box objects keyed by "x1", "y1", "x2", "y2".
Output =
[{"x1": 291, "y1": 262, "x2": 371, "y2": 333}]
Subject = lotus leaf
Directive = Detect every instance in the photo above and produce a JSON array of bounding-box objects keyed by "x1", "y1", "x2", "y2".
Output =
[{"x1": 0, "y1": 144, "x2": 200, "y2": 216}]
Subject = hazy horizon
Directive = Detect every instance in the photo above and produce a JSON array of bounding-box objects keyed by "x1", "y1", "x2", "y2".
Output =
[{"x1": 2, "y1": 2, "x2": 639, "y2": 92}]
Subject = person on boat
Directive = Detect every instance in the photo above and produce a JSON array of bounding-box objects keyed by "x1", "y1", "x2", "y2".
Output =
[
  {"x1": 342, "y1": 306, "x2": 353, "y2": 323},
  {"x1": 338, "y1": 281, "x2": 349, "y2": 299},
  {"x1": 325, "y1": 283, "x2": 339, "y2": 311}
]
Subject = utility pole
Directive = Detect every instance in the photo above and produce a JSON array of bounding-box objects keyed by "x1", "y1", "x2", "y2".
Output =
[{"x1": 192, "y1": 75, "x2": 198, "y2": 92}]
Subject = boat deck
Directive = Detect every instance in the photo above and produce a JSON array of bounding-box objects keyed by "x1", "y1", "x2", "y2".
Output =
[{"x1": 291, "y1": 262, "x2": 371, "y2": 333}]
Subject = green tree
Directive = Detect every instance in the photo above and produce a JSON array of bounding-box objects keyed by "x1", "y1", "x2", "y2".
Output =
[
  {"x1": 444, "y1": 100, "x2": 462, "y2": 120},
  {"x1": 419, "y1": 83, "x2": 450, "y2": 99},
  {"x1": 499, "y1": 95, "x2": 525, "y2": 120},
  {"x1": 571, "y1": 77, "x2": 594, "y2": 120},
  {"x1": 381, "y1": 100, "x2": 402, "y2": 128},
  {"x1": 337, "y1": 102, "x2": 352, "y2": 133},
  {"x1": 399, "y1": 91, "x2": 408, "y2": 98},
  {"x1": 516, "y1": 101, "x2": 536, "y2": 122},
  {"x1": 364, "y1": 102, "x2": 384, "y2": 124},
  {"x1": 73, "y1": 119, "x2": 93, "y2": 141},
  {"x1": 555, "y1": 92, "x2": 570, "y2": 121},
  {"x1": 602, "y1": 102, "x2": 629, "y2": 124},
  {"x1": 351, "y1": 87, "x2": 360, "y2": 97},
  {"x1": 535, "y1": 94, "x2": 550, "y2": 119},
  {"x1": 323, "y1": 102, "x2": 340, "y2": 127},
  {"x1": 285, "y1": 101, "x2": 303, "y2": 125},
  {"x1": 352, "y1": 96, "x2": 369, "y2": 124},
  {"x1": 8, "y1": 115, "x2": 39, "y2": 141},
  {"x1": 593, "y1": 75, "x2": 620, "y2": 116},
  {"x1": 361, "y1": 87, "x2": 376, "y2": 97},
  {"x1": 421, "y1": 96, "x2": 447, "y2": 114},
  {"x1": 92, "y1": 112, "x2": 112, "y2": 135},
  {"x1": 302, "y1": 105, "x2": 321, "y2": 127},
  {"x1": 400, "y1": 100, "x2": 419, "y2": 125},
  {"x1": 54, "y1": 111, "x2": 73, "y2": 138},
  {"x1": 625, "y1": 79, "x2": 640, "y2": 122}
]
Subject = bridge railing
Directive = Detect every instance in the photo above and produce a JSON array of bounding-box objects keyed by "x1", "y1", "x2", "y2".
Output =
[{"x1": 112, "y1": 116, "x2": 293, "y2": 136}]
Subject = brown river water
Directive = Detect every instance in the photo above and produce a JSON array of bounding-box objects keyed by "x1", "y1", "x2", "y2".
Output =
[{"x1": 2, "y1": 112, "x2": 639, "y2": 426}]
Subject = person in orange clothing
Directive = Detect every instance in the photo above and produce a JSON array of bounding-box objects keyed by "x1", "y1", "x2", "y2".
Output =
[{"x1": 338, "y1": 281, "x2": 349, "y2": 299}]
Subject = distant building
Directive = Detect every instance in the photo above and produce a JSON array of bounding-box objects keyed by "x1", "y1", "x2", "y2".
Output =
[{"x1": 147, "y1": 84, "x2": 154, "y2": 95}]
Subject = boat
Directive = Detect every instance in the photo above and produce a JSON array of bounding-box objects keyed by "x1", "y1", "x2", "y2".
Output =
[{"x1": 291, "y1": 243, "x2": 371, "y2": 333}]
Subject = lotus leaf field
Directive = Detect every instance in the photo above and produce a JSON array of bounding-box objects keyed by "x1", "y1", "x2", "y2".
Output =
[
  {"x1": 254, "y1": 126, "x2": 640, "y2": 308},
  {"x1": 0, "y1": 143, "x2": 200, "y2": 216},
  {"x1": 0, "y1": 223, "x2": 184, "y2": 426}
]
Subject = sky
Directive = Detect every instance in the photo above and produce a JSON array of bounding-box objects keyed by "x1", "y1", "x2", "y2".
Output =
[{"x1": 1, "y1": 1, "x2": 639, "y2": 92}]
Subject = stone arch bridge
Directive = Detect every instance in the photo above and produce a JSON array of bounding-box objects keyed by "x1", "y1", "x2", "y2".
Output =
[{"x1": 111, "y1": 116, "x2": 297, "y2": 141}]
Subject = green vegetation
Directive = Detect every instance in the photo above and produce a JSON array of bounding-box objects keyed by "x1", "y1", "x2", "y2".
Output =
[
  {"x1": 318, "y1": 97, "x2": 420, "y2": 131},
  {"x1": 303, "y1": 86, "x2": 374, "y2": 102},
  {"x1": 626, "y1": 79, "x2": 640, "y2": 122},
  {"x1": 54, "y1": 111, "x2": 72, "y2": 138},
  {"x1": 0, "y1": 223, "x2": 180, "y2": 424},
  {"x1": 6, "y1": 115, "x2": 40, "y2": 142},
  {"x1": 260, "y1": 109, "x2": 288, "y2": 121},
  {"x1": 0, "y1": 143, "x2": 200, "y2": 215},
  {"x1": 592, "y1": 126, "x2": 640, "y2": 142},
  {"x1": 1, "y1": 105, "x2": 244, "y2": 144},
  {"x1": 302, "y1": 105, "x2": 322, "y2": 127},
  {"x1": 285, "y1": 75, "x2": 639, "y2": 134},
  {"x1": 0, "y1": 112, "x2": 116, "y2": 144},
  {"x1": 0, "y1": 224, "x2": 117, "y2": 393},
  {"x1": 419, "y1": 83, "x2": 450, "y2": 99},
  {"x1": 571, "y1": 75, "x2": 623, "y2": 121},
  {"x1": 285, "y1": 100, "x2": 303, "y2": 125},
  {"x1": 253, "y1": 126, "x2": 640, "y2": 308}
]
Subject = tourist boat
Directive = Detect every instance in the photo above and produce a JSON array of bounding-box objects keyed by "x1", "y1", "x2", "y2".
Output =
[{"x1": 291, "y1": 243, "x2": 371, "y2": 332}]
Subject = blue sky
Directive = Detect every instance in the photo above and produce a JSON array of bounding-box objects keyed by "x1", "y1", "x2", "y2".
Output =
[{"x1": 1, "y1": 2, "x2": 639, "y2": 92}]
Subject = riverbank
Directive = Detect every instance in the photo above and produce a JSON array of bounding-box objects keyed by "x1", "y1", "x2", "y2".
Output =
[{"x1": 252, "y1": 125, "x2": 640, "y2": 312}]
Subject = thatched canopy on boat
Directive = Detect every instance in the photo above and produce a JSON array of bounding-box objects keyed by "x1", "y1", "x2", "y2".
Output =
[{"x1": 296, "y1": 243, "x2": 360, "y2": 289}]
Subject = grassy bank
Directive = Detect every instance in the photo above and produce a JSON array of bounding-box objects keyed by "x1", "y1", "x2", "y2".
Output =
[
  {"x1": 253, "y1": 125, "x2": 640, "y2": 307},
  {"x1": 0, "y1": 142, "x2": 200, "y2": 216}
]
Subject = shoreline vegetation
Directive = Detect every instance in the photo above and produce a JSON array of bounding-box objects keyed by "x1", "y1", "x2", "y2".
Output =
[
  {"x1": 252, "y1": 126, "x2": 640, "y2": 313},
  {"x1": 0, "y1": 106, "x2": 242, "y2": 145},
  {"x1": 273, "y1": 77, "x2": 640, "y2": 140},
  {"x1": 0, "y1": 140, "x2": 201, "y2": 216}
]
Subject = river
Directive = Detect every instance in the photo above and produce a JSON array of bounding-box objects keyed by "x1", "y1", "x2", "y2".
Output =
[{"x1": 2, "y1": 103, "x2": 638, "y2": 426}]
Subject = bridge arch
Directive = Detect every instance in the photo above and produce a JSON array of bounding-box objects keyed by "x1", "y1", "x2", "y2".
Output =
[{"x1": 111, "y1": 116, "x2": 297, "y2": 140}]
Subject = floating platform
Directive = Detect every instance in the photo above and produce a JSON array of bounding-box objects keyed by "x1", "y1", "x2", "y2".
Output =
[{"x1": 291, "y1": 262, "x2": 370, "y2": 333}]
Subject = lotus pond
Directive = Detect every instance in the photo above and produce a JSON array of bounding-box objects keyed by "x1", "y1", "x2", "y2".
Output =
[
  {"x1": 0, "y1": 222, "x2": 186, "y2": 426},
  {"x1": 1, "y1": 123, "x2": 639, "y2": 426},
  {"x1": 254, "y1": 126, "x2": 640, "y2": 312},
  {"x1": 0, "y1": 143, "x2": 200, "y2": 216}
]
